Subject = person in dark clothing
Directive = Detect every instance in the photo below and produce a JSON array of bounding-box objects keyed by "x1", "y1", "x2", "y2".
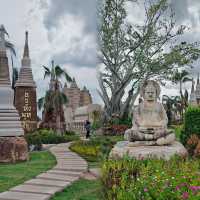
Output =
[{"x1": 84, "y1": 120, "x2": 91, "y2": 139}]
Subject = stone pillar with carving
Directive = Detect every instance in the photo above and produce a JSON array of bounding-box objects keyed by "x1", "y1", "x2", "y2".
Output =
[
  {"x1": 0, "y1": 25, "x2": 28, "y2": 163},
  {"x1": 15, "y1": 31, "x2": 37, "y2": 133}
]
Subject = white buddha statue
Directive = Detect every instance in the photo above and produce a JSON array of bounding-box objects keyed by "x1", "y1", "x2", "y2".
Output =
[{"x1": 124, "y1": 80, "x2": 175, "y2": 146}]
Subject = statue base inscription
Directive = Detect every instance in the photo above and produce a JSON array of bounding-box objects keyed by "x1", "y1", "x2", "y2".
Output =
[
  {"x1": 110, "y1": 141, "x2": 188, "y2": 160},
  {"x1": 0, "y1": 137, "x2": 28, "y2": 163}
]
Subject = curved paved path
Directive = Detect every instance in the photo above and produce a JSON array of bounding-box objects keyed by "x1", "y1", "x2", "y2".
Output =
[{"x1": 0, "y1": 143, "x2": 88, "y2": 200}]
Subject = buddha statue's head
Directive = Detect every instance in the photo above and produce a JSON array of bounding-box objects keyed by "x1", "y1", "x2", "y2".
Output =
[{"x1": 141, "y1": 80, "x2": 160, "y2": 102}]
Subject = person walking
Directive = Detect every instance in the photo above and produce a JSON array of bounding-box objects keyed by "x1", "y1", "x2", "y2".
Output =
[{"x1": 84, "y1": 120, "x2": 91, "y2": 139}]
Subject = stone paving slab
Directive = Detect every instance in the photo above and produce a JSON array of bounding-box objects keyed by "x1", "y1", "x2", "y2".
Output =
[
  {"x1": 48, "y1": 170, "x2": 82, "y2": 176},
  {"x1": 54, "y1": 165, "x2": 87, "y2": 172},
  {"x1": 10, "y1": 184, "x2": 62, "y2": 195},
  {"x1": 37, "y1": 173, "x2": 79, "y2": 182},
  {"x1": 56, "y1": 162, "x2": 87, "y2": 166},
  {"x1": 0, "y1": 191, "x2": 50, "y2": 200},
  {"x1": 0, "y1": 142, "x2": 88, "y2": 200},
  {"x1": 55, "y1": 157, "x2": 82, "y2": 160},
  {"x1": 25, "y1": 178, "x2": 70, "y2": 187}
]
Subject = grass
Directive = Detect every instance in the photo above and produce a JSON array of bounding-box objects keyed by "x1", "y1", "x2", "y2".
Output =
[
  {"x1": 0, "y1": 151, "x2": 56, "y2": 192},
  {"x1": 51, "y1": 179, "x2": 101, "y2": 200}
]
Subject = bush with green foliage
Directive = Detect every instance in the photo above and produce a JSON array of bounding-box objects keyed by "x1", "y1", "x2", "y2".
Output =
[
  {"x1": 180, "y1": 106, "x2": 200, "y2": 144},
  {"x1": 26, "y1": 129, "x2": 79, "y2": 150},
  {"x1": 101, "y1": 157, "x2": 200, "y2": 200}
]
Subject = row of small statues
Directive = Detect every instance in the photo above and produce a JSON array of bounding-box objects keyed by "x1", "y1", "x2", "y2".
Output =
[{"x1": 125, "y1": 80, "x2": 175, "y2": 146}]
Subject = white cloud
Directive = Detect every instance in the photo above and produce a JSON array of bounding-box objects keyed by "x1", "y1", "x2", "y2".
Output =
[{"x1": 1, "y1": 0, "x2": 200, "y2": 107}]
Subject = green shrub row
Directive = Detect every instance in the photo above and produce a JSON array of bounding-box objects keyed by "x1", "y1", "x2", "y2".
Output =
[
  {"x1": 101, "y1": 157, "x2": 200, "y2": 200},
  {"x1": 25, "y1": 129, "x2": 79, "y2": 150},
  {"x1": 181, "y1": 106, "x2": 200, "y2": 144}
]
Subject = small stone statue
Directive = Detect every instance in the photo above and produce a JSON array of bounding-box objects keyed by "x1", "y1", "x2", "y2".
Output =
[{"x1": 124, "y1": 80, "x2": 175, "y2": 146}]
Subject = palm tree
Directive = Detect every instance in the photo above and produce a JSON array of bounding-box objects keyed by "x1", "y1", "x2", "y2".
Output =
[
  {"x1": 171, "y1": 70, "x2": 192, "y2": 120},
  {"x1": 162, "y1": 95, "x2": 183, "y2": 124},
  {"x1": 38, "y1": 61, "x2": 72, "y2": 134},
  {"x1": 171, "y1": 69, "x2": 192, "y2": 99}
]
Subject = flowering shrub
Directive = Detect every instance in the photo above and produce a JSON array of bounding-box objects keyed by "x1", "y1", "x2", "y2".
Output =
[
  {"x1": 187, "y1": 134, "x2": 200, "y2": 157},
  {"x1": 101, "y1": 157, "x2": 200, "y2": 200}
]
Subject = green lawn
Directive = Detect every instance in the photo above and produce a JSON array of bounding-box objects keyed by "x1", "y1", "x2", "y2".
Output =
[
  {"x1": 0, "y1": 151, "x2": 56, "y2": 192},
  {"x1": 51, "y1": 179, "x2": 101, "y2": 200}
]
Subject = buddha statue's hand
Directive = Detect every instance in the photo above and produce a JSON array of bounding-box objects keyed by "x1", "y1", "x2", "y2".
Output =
[{"x1": 153, "y1": 128, "x2": 166, "y2": 139}]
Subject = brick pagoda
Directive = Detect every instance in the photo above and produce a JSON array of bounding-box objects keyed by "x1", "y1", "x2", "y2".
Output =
[{"x1": 15, "y1": 31, "x2": 37, "y2": 133}]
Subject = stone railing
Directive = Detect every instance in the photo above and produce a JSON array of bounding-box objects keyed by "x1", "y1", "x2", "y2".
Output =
[{"x1": 66, "y1": 122, "x2": 86, "y2": 134}]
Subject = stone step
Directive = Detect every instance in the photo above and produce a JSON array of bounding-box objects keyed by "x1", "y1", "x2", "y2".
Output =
[
  {"x1": 54, "y1": 166, "x2": 87, "y2": 172},
  {"x1": 56, "y1": 162, "x2": 87, "y2": 166},
  {"x1": 55, "y1": 156, "x2": 83, "y2": 159},
  {"x1": 37, "y1": 173, "x2": 79, "y2": 182},
  {"x1": 53, "y1": 153, "x2": 79, "y2": 157},
  {"x1": 0, "y1": 191, "x2": 50, "y2": 200},
  {"x1": 10, "y1": 184, "x2": 62, "y2": 195},
  {"x1": 56, "y1": 160, "x2": 86, "y2": 163},
  {"x1": 47, "y1": 170, "x2": 82, "y2": 177},
  {"x1": 57, "y1": 157, "x2": 86, "y2": 160},
  {"x1": 55, "y1": 163, "x2": 87, "y2": 168},
  {"x1": 25, "y1": 178, "x2": 70, "y2": 188},
  {"x1": 50, "y1": 150, "x2": 71, "y2": 153}
]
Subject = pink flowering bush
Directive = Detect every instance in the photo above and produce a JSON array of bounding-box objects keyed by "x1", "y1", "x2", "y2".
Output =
[{"x1": 101, "y1": 157, "x2": 200, "y2": 200}]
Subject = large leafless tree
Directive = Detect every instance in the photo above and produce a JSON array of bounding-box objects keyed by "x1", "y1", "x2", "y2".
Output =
[{"x1": 98, "y1": 0, "x2": 200, "y2": 121}]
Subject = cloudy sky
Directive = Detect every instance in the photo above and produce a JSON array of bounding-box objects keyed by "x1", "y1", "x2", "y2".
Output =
[{"x1": 0, "y1": 0, "x2": 200, "y2": 104}]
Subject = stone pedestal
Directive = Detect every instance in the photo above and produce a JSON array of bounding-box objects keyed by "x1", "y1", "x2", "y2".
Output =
[
  {"x1": 0, "y1": 137, "x2": 28, "y2": 163},
  {"x1": 110, "y1": 141, "x2": 188, "y2": 160}
]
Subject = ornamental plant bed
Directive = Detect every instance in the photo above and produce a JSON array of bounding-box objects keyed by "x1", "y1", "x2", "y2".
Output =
[{"x1": 101, "y1": 157, "x2": 200, "y2": 200}]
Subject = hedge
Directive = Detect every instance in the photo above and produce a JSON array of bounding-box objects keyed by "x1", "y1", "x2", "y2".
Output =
[{"x1": 181, "y1": 106, "x2": 200, "y2": 144}]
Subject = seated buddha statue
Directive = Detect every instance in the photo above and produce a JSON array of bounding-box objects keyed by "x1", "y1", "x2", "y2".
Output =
[{"x1": 124, "y1": 80, "x2": 175, "y2": 146}]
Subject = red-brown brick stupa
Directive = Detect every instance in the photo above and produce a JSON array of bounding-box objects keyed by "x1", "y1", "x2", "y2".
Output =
[{"x1": 15, "y1": 31, "x2": 37, "y2": 133}]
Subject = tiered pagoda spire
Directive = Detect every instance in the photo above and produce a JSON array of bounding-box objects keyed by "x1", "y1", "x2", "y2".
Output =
[
  {"x1": 0, "y1": 25, "x2": 10, "y2": 86},
  {"x1": 15, "y1": 31, "x2": 36, "y2": 87},
  {"x1": 190, "y1": 78, "x2": 197, "y2": 106},
  {"x1": 70, "y1": 77, "x2": 78, "y2": 88},
  {"x1": 14, "y1": 31, "x2": 37, "y2": 133},
  {"x1": 195, "y1": 73, "x2": 200, "y2": 101}
]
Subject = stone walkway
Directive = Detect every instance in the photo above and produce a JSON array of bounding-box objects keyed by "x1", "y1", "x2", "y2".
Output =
[{"x1": 0, "y1": 143, "x2": 88, "y2": 200}]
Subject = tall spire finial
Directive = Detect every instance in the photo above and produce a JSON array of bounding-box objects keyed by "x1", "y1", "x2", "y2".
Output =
[
  {"x1": 0, "y1": 25, "x2": 8, "y2": 50},
  {"x1": 23, "y1": 31, "x2": 29, "y2": 58},
  {"x1": 0, "y1": 25, "x2": 11, "y2": 85},
  {"x1": 191, "y1": 78, "x2": 195, "y2": 93}
]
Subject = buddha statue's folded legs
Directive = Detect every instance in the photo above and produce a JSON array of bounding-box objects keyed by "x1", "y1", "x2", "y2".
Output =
[
  {"x1": 124, "y1": 128, "x2": 154, "y2": 141},
  {"x1": 124, "y1": 128, "x2": 176, "y2": 146}
]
